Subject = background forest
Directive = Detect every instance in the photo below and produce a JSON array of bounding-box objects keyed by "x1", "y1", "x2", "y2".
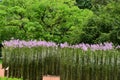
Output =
[{"x1": 0, "y1": 0, "x2": 120, "y2": 45}]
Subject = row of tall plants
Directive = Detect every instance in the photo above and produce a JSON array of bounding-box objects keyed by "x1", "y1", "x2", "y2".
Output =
[{"x1": 2, "y1": 40, "x2": 120, "y2": 80}]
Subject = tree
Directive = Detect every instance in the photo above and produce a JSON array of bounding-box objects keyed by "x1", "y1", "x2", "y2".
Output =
[
  {"x1": 0, "y1": 0, "x2": 93, "y2": 44},
  {"x1": 79, "y1": 1, "x2": 120, "y2": 44}
]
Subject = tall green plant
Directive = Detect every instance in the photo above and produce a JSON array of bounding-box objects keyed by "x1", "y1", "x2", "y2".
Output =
[{"x1": 2, "y1": 46, "x2": 120, "y2": 80}]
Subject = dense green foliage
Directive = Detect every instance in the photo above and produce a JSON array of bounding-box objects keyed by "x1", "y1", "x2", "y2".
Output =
[
  {"x1": 76, "y1": 0, "x2": 120, "y2": 44},
  {"x1": 2, "y1": 46, "x2": 120, "y2": 80},
  {"x1": 0, "y1": 0, "x2": 93, "y2": 44},
  {"x1": 0, "y1": 0, "x2": 120, "y2": 44}
]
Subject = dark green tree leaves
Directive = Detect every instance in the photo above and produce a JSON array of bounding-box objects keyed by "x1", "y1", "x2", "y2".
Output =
[{"x1": 75, "y1": 0, "x2": 92, "y2": 9}]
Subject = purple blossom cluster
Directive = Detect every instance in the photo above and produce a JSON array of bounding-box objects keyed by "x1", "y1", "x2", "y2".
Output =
[
  {"x1": 116, "y1": 45, "x2": 120, "y2": 49},
  {"x1": 3, "y1": 39, "x2": 57, "y2": 48},
  {"x1": 60, "y1": 42, "x2": 113, "y2": 51},
  {"x1": 2, "y1": 39, "x2": 118, "y2": 51}
]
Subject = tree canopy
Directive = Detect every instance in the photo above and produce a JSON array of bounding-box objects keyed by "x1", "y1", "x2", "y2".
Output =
[{"x1": 0, "y1": 0, "x2": 120, "y2": 44}]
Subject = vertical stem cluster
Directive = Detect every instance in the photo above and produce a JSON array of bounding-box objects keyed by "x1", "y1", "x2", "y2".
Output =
[{"x1": 2, "y1": 47, "x2": 120, "y2": 80}]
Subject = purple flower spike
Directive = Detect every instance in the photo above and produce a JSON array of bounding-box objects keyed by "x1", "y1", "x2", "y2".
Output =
[
  {"x1": 60, "y1": 42, "x2": 69, "y2": 48},
  {"x1": 3, "y1": 39, "x2": 115, "y2": 51},
  {"x1": 81, "y1": 44, "x2": 88, "y2": 51}
]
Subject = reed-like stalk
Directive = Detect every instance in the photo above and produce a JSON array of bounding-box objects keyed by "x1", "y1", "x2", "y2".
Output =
[{"x1": 2, "y1": 45, "x2": 120, "y2": 80}]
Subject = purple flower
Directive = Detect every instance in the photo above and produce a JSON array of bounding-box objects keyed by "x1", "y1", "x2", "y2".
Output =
[
  {"x1": 2, "y1": 39, "x2": 115, "y2": 51},
  {"x1": 81, "y1": 44, "x2": 88, "y2": 51},
  {"x1": 60, "y1": 42, "x2": 69, "y2": 48},
  {"x1": 116, "y1": 45, "x2": 120, "y2": 49}
]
